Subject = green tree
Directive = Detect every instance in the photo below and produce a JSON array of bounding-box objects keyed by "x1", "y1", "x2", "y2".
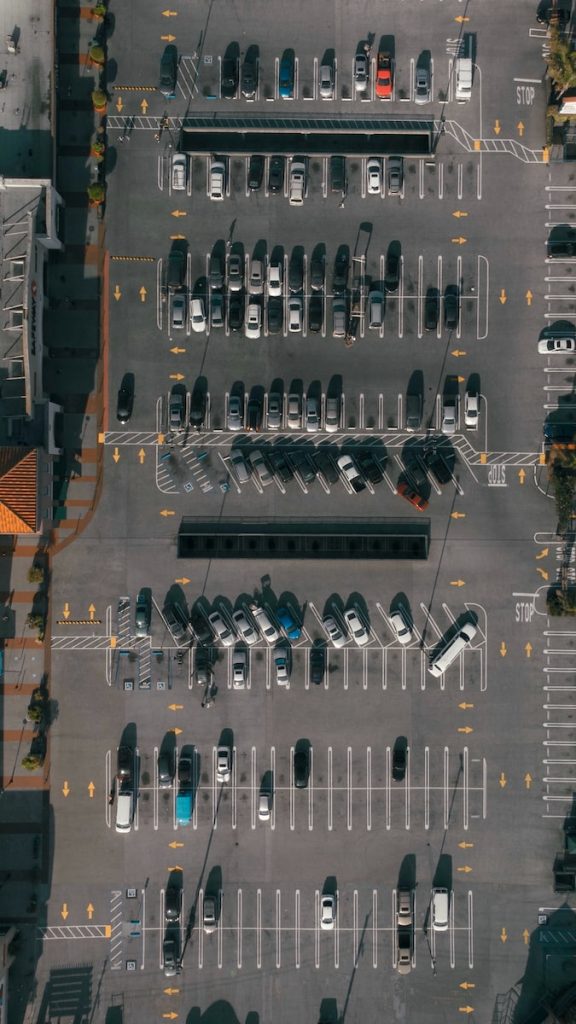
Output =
[{"x1": 545, "y1": 26, "x2": 576, "y2": 95}]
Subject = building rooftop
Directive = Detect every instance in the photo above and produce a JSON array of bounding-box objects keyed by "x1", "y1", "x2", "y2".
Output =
[{"x1": 0, "y1": 0, "x2": 53, "y2": 177}]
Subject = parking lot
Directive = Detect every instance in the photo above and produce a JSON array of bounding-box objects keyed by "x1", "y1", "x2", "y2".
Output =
[{"x1": 36, "y1": 2, "x2": 569, "y2": 1024}]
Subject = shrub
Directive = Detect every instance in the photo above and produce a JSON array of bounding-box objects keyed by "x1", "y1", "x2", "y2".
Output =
[
  {"x1": 27, "y1": 566, "x2": 44, "y2": 585},
  {"x1": 92, "y1": 2, "x2": 107, "y2": 18},
  {"x1": 21, "y1": 754, "x2": 42, "y2": 771},
  {"x1": 91, "y1": 89, "x2": 107, "y2": 111},
  {"x1": 89, "y1": 45, "x2": 105, "y2": 67},
  {"x1": 87, "y1": 183, "x2": 105, "y2": 206},
  {"x1": 26, "y1": 613, "x2": 44, "y2": 631}
]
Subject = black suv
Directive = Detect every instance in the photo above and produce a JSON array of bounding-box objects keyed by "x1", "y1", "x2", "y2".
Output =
[
  {"x1": 294, "y1": 748, "x2": 310, "y2": 788},
  {"x1": 424, "y1": 288, "x2": 439, "y2": 331},
  {"x1": 229, "y1": 293, "x2": 245, "y2": 332},
  {"x1": 289, "y1": 250, "x2": 304, "y2": 293},
  {"x1": 248, "y1": 154, "x2": 264, "y2": 191},
  {"x1": 246, "y1": 396, "x2": 263, "y2": 431},
  {"x1": 422, "y1": 438, "x2": 453, "y2": 485},
  {"x1": 385, "y1": 250, "x2": 400, "y2": 292},
  {"x1": 241, "y1": 49, "x2": 258, "y2": 98},
  {"x1": 355, "y1": 447, "x2": 383, "y2": 485},
  {"x1": 268, "y1": 156, "x2": 285, "y2": 193},
  {"x1": 221, "y1": 55, "x2": 238, "y2": 98},
  {"x1": 308, "y1": 295, "x2": 323, "y2": 333},
  {"x1": 330, "y1": 155, "x2": 346, "y2": 193},
  {"x1": 190, "y1": 607, "x2": 214, "y2": 645},
  {"x1": 268, "y1": 448, "x2": 293, "y2": 484},
  {"x1": 333, "y1": 248, "x2": 349, "y2": 294},
  {"x1": 310, "y1": 644, "x2": 325, "y2": 685}
]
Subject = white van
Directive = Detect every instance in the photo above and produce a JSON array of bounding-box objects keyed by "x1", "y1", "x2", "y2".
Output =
[
  {"x1": 289, "y1": 159, "x2": 306, "y2": 206},
  {"x1": 428, "y1": 621, "x2": 477, "y2": 677},
  {"x1": 431, "y1": 888, "x2": 449, "y2": 931},
  {"x1": 115, "y1": 787, "x2": 133, "y2": 833},
  {"x1": 455, "y1": 36, "x2": 473, "y2": 103}
]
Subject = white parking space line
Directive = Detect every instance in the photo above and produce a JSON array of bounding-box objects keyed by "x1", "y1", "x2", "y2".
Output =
[
  {"x1": 309, "y1": 747, "x2": 314, "y2": 831},
  {"x1": 444, "y1": 746, "x2": 450, "y2": 829},
  {"x1": 237, "y1": 888, "x2": 242, "y2": 969},
  {"x1": 334, "y1": 890, "x2": 340, "y2": 968},
  {"x1": 386, "y1": 746, "x2": 391, "y2": 830},
  {"x1": 418, "y1": 254, "x2": 424, "y2": 337},
  {"x1": 449, "y1": 891, "x2": 455, "y2": 969},
  {"x1": 271, "y1": 745, "x2": 276, "y2": 831},
  {"x1": 328, "y1": 746, "x2": 333, "y2": 831},
  {"x1": 153, "y1": 746, "x2": 159, "y2": 830},
  {"x1": 405, "y1": 747, "x2": 411, "y2": 829},
  {"x1": 218, "y1": 890, "x2": 223, "y2": 969},
  {"x1": 467, "y1": 891, "x2": 474, "y2": 968},
  {"x1": 398, "y1": 257, "x2": 405, "y2": 338},
  {"x1": 353, "y1": 890, "x2": 359, "y2": 966},
  {"x1": 212, "y1": 747, "x2": 218, "y2": 829},
  {"x1": 367, "y1": 746, "x2": 372, "y2": 831},
  {"x1": 192, "y1": 751, "x2": 199, "y2": 830},
  {"x1": 347, "y1": 746, "x2": 353, "y2": 830},
  {"x1": 256, "y1": 889, "x2": 262, "y2": 968},
  {"x1": 251, "y1": 746, "x2": 257, "y2": 830},
  {"x1": 156, "y1": 258, "x2": 163, "y2": 332},
  {"x1": 438, "y1": 161, "x2": 444, "y2": 200},
  {"x1": 315, "y1": 890, "x2": 320, "y2": 968},
  {"x1": 290, "y1": 747, "x2": 295, "y2": 830},
  {"x1": 106, "y1": 749, "x2": 112, "y2": 829},
  {"x1": 295, "y1": 889, "x2": 301, "y2": 968},
  {"x1": 134, "y1": 746, "x2": 140, "y2": 830},
  {"x1": 419, "y1": 159, "x2": 425, "y2": 200},
  {"x1": 463, "y1": 746, "x2": 469, "y2": 830},
  {"x1": 276, "y1": 889, "x2": 281, "y2": 967},
  {"x1": 437, "y1": 255, "x2": 443, "y2": 339},
  {"x1": 457, "y1": 162, "x2": 463, "y2": 200},
  {"x1": 232, "y1": 746, "x2": 237, "y2": 829},
  {"x1": 343, "y1": 647, "x2": 349, "y2": 689},
  {"x1": 198, "y1": 889, "x2": 204, "y2": 967}
]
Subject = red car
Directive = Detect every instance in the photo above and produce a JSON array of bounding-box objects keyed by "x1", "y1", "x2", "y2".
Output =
[
  {"x1": 375, "y1": 52, "x2": 393, "y2": 98},
  {"x1": 397, "y1": 480, "x2": 429, "y2": 511}
]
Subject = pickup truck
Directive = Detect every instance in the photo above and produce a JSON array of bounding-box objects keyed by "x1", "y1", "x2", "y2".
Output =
[{"x1": 376, "y1": 52, "x2": 393, "y2": 98}]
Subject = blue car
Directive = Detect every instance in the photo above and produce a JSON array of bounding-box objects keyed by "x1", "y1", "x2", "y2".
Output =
[
  {"x1": 277, "y1": 605, "x2": 301, "y2": 640},
  {"x1": 279, "y1": 51, "x2": 295, "y2": 98}
]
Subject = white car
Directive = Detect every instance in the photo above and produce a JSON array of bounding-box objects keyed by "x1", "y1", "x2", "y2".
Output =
[
  {"x1": 216, "y1": 746, "x2": 231, "y2": 783},
  {"x1": 268, "y1": 262, "x2": 283, "y2": 297},
  {"x1": 538, "y1": 336, "x2": 576, "y2": 353},
  {"x1": 337, "y1": 453, "x2": 366, "y2": 493},
  {"x1": 366, "y1": 158, "x2": 382, "y2": 195},
  {"x1": 171, "y1": 153, "x2": 187, "y2": 191},
  {"x1": 321, "y1": 894, "x2": 336, "y2": 930},
  {"x1": 232, "y1": 647, "x2": 247, "y2": 689},
  {"x1": 343, "y1": 607, "x2": 369, "y2": 647},
  {"x1": 258, "y1": 792, "x2": 272, "y2": 821},
  {"x1": 190, "y1": 298, "x2": 207, "y2": 334},
  {"x1": 209, "y1": 158, "x2": 226, "y2": 200},
  {"x1": 274, "y1": 643, "x2": 290, "y2": 685},
  {"x1": 232, "y1": 608, "x2": 259, "y2": 645},
  {"x1": 464, "y1": 390, "x2": 479, "y2": 429},
  {"x1": 319, "y1": 64, "x2": 334, "y2": 99},
  {"x1": 267, "y1": 392, "x2": 283, "y2": 430},
  {"x1": 441, "y1": 395, "x2": 459, "y2": 435},
  {"x1": 389, "y1": 607, "x2": 413, "y2": 646},
  {"x1": 245, "y1": 303, "x2": 261, "y2": 339},
  {"x1": 322, "y1": 613, "x2": 347, "y2": 648},
  {"x1": 288, "y1": 296, "x2": 303, "y2": 332},
  {"x1": 287, "y1": 393, "x2": 301, "y2": 429},
  {"x1": 289, "y1": 159, "x2": 306, "y2": 206},
  {"x1": 208, "y1": 610, "x2": 235, "y2": 647},
  {"x1": 249, "y1": 258, "x2": 265, "y2": 295},
  {"x1": 248, "y1": 449, "x2": 273, "y2": 487},
  {"x1": 250, "y1": 605, "x2": 279, "y2": 643}
]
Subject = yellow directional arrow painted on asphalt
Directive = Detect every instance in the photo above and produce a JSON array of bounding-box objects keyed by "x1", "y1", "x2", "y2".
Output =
[
  {"x1": 525, "y1": 642, "x2": 533, "y2": 658},
  {"x1": 451, "y1": 511, "x2": 466, "y2": 519},
  {"x1": 517, "y1": 121, "x2": 525, "y2": 137},
  {"x1": 500, "y1": 641, "x2": 507, "y2": 657},
  {"x1": 451, "y1": 237, "x2": 467, "y2": 245},
  {"x1": 452, "y1": 210, "x2": 468, "y2": 219},
  {"x1": 88, "y1": 781, "x2": 95, "y2": 798},
  {"x1": 170, "y1": 234, "x2": 186, "y2": 241},
  {"x1": 518, "y1": 468, "x2": 526, "y2": 484},
  {"x1": 87, "y1": 903, "x2": 94, "y2": 920},
  {"x1": 113, "y1": 285, "x2": 121, "y2": 301},
  {"x1": 164, "y1": 987, "x2": 180, "y2": 995},
  {"x1": 455, "y1": 14, "x2": 470, "y2": 21},
  {"x1": 63, "y1": 603, "x2": 70, "y2": 619},
  {"x1": 110, "y1": 636, "x2": 117, "y2": 649},
  {"x1": 458, "y1": 702, "x2": 474, "y2": 710},
  {"x1": 89, "y1": 604, "x2": 96, "y2": 620},
  {"x1": 139, "y1": 286, "x2": 147, "y2": 302},
  {"x1": 162, "y1": 9, "x2": 178, "y2": 16},
  {"x1": 457, "y1": 865, "x2": 472, "y2": 873},
  {"x1": 171, "y1": 210, "x2": 187, "y2": 218},
  {"x1": 170, "y1": 347, "x2": 186, "y2": 354},
  {"x1": 500, "y1": 927, "x2": 508, "y2": 943},
  {"x1": 536, "y1": 548, "x2": 549, "y2": 559},
  {"x1": 499, "y1": 289, "x2": 507, "y2": 304},
  {"x1": 458, "y1": 841, "x2": 474, "y2": 849},
  {"x1": 157, "y1": 433, "x2": 165, "y2": 445},
  {"x1": 113, "y1": 448, "x2": 120, "y2": 464},
  {"x1": 458, "y1": 726, "x2": 473, "y2": 734},
  {"x1": 141, "y1": 98, "x2": 149, "y2": 114},
  {"x1": 523, "y1": 928, "x2": 530, "y2": 945},
  {"x1": 162, "y1": 1014, "x2": 178, "y2": 1021},
  {"x1": 168, "y1": 703, "x2": 184, "y2": 711},
  {"x1": 450, "y1": 580, "x2": 465, "y2": 587},
  {"x1": 459, "y1": 1008, "x2": 474, "y2": 1016},
  {"x1": 169, "y1": 373, "x2": 185, "y2": 381},
  {"x1": 494, "y1": 119, "x2": 502, "y2": 135},
  {"x1": 61, "y1": 903, "x2": 69, "y2": 920},
  {"x1": 460, "y1": 982, "x2": 475, "y2": 990},
  {"x1": 526, "y1": 289, "x2": 533, "y2": 305},
  {"x1": 169, "y1": 841, "x2": 184, "y2": 849},
  {"x1": 175, "y1": 577, "x2": 191, "y2": 584},
  {"x1": 116, "y1": 97, "x2": 123, "y2": 113},
  {"x1": 525, "y1": 773, "x2": 533, "y2": 789},
  {"x1": 537, "y1": 568, "x2": 549, "y2": 581},
  {"x1": 451, "y1": 349, "x2": 467, "y2": 357},
  {"x1": 161, "y1": 509, "x2": 175, "y2": 517},
  {"x1": 138, "y1": 449, "x2": 146, "y2": 464},
  {"x1": 499, "y1": 772, "x2": 507, "y2": 788},
  {"x1": 161, "y1": 34, "x2": 176, "y2": 42},
  {"x1": 62, "y1": 781, "x2": 70, "y2": 797}
]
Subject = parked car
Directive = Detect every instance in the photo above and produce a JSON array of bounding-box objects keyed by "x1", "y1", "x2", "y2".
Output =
[
  {"x1": 117, "y1": 745, "x2": 133, "y2": 780},
  {"x1": 319, "y1": 63, "x2": 334, "y2": 99},
  {"x1": 444, "y1": 287, "x2": 460, "y2": 329},
  {"x1": 321, "y1": 894, "x2": 336, "y2": 930},
  {"x1": 406, "y1": 390, "x2": 422, "y2": 431},
  {"x1": 392, "y1": 741, "x2": 407, "y2": 781},
  {"x1": 190, "y1": 607, "x2": 214, "y2": 645},
  {"x1": 171, "y1": 153, "x2": 186, "y2": 191},
  {"x1": 221, "y1": 55, "x2": 238, "y2": 98},
  {"x1": 246, "y1": 394, "x2": 263, "y2": 431},
  {"x1": 230, "y1": 447, "x2": 250, "y2": 483},
  {"x1": 251, "y1": 604, "x2": 279, "y2": 643},
  {"x1": 397, "y1": 479, "x2": 428, "y2": 511},
  {"x1": 368, "y1": 290, "x2": 384, "y2": 329},
  {"x1": 464, "y1": 389, "x2": 479, "y2": 428},
  {"x1": 385, "y1": 250, "x2": 400, "y2": 292},
  {"x1": 414, "y1": 64, "x2": 431, "y2": 104},
  {"x1": 268, "y1": 261, "x2": 283, "y2": 297},
  {"x1": 310, "y1": 253, "x2": 325, "y2": 291},
  {"x1": 324, "y1": 396, "x2": 340, "y2": 433},
  {"x1": 310, "y1": 643, "x2": 325, "y2": 684},
  {"x1": 293, "y1": 747, "x2": 310, "y2": 788},
  {"x1": 308, "y1": 295, "x2": 323, "y2": 333},
  {"x1": 190, "y1": 298, "x2": 207, "y2": 334},
  {"x1": 267, "y1": 391, "x2": 283, "y2": 430},
  {"x1": 227, "y1": 393, "x2": 244, "y2": 431},
  {"x1": 165, "y1": 882, "x2": 182, "y2": 923},
  {"x1": 164, "y1": 602, "x2": 189, "y2": 643},
  {"x1": 354, "y1": 52, "x2": 369, "y2": 92},
  {"x1": 116, "y1": 375, "x2": 134, "y2": 423},
  {"x1": 228, "y1": 252, "x2": 244, "y2": 291},
  {"x1": 249, "y1": 258, "x2": 265, "y2": 295},
  {"x1": 159, "y1": 46, "x2": 177, "y2": 98},
  {"x1": 208, "y1": 609, "x2": 235, "y2": 647},
  {"x1": 157, "y1": 751, "x2": 173, "y2": 788},
  {"x1": 388, "y1": 156, "x2": 403, "y2": 194},
  {"x1": 267, "y1": 298, "x2": 283, "y2": 334},
  {"x1": 538, "y1": 335, "x2": 576, "y2": 353},
  {"x1": 210, "y1": 291, "x2": 224, "y2": 328},
  {"x1": 163, "y1": 936, "x2": 179, "y2": 977},
  {"x1": 441, "y1": 394, "x2": 459, "y2": 435},
  {"x1": 330, "y1": 155, "x2": 346, "y2": 193},
  {"x1": 241, "y1": 50, "x2": 258, "y2": 99},
  {"x1": 314, "y1": 447, "x2": 339, "y2": 483},
  {"x1": 203, "y1": 894, "x2": 217, "y2": 932},
  {"x1": 279, "y1": 50, "x2": 295, "y2": 98},
  {"x1": 268, "y1": 447, "x2": 293, "y2": 484},
  {"x1": 216, "y1": 746, "x2": 231, "y2": 783},
  {"x1": 288, "y1": 296, "x2": 303, "y2": 332},
  {"x1": 274, "y1": 643, "x2": 290, "y2": 685},
  {"x1": 258, "y1": 792, "x2": 272, "y2": 821},
  {"x1": 209, "y1": 252, "x2": 224, "y2": 290},
  {"x1": 232, "y1": 647, "x2": 247, "y2": 688},
  {"x1": 290, "y1": 448, "x2": 316, "y2": 484},
  {"x1": 135, "y1": 587, "x2": 151, "y2": 637},
  {"x1": 232, "y1": 607, "x2": 259, "y2": 645},
  {"x1": 287, "y1": 393, "x2": 301, "y2": 429},
  {"x1": 333, "y1": 249, "x2": 349, "y2": 293},
  {"x1": 169, "y1": 388, "x2": 184, "y2": 429},
  {"x1": 289, "y1": 159, "x2": 306, "y2": 206},
  {"x1": 248, "y1": 448, "x2": 274, "y2": 486},
  {"x1": 425, "y1": 288, "x2": 439, "y2": 331},
  {"x1": 366, "y1": 158, "x2": 382, "y2": 195},
  {"x1": 209, "y1": 158, "x2": 226, "y2": 201},
  {"x1": 322, "y1": 613, "x2": 347, "y2": 648},
  {"x1": 337, "y1": 453, "x2": 366, "y2": 493},
  {"x1": 343, "y1": 606, "x2": 370, "y2": 646},
  {"x1": 289, "y1": 250, "x2": 304, "y2": 293},
  {"x1": 268, "y1": 155, "x2": 285, "y2": 193},
  {"x1": 389, "y1": 606, "x2": 412, "y2": 645},
  {"x1": 277, "y1": 606, "x2": 301, "y2": 640},
  {"x1": 228, "y1": 293, "x2": 245, "y2": 332},
  {"x1": 245, "y1": 303, "x2": 262, "y2": 339},
  {"x1": 355, "y1": 447, "x2": 383, "y2": 485},
  {"x1": 305, "y1": 395, "x2": 321, "y2": 432}
]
